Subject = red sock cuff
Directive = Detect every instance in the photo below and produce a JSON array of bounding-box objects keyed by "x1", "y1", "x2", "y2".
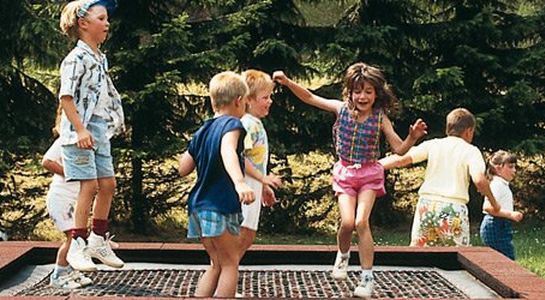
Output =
[
  {"x1": 71, "y1": 228, "x2": 88, "y2": 240},
  {"x1": 92, "y1": 218, "x2": 109, "y2": 237}
]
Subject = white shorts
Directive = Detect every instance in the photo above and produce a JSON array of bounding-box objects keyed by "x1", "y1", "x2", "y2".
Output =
[
  {"x1": 241, "y1": 176, "x2": 263, "y2": 231},
  {"x1": 46, "y1": 182, "x2": 79, "y2": 232}
]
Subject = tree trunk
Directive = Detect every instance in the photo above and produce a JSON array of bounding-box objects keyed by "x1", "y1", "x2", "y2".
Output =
[{"x1": 130, "y1": 155, "x2": 146, "y2": 234}]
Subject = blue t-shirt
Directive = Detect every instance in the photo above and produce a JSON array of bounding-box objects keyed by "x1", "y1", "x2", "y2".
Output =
[{"x1": 187, "y1": 115, "x2": 246, "y2": 214}]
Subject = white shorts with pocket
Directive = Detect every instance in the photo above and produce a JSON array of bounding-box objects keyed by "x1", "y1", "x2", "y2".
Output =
[
  {"x1": 241, "y1": 176, "x2": 263, "y2": 231},
  {"x1": 46, "y1": 182, "x2": 79, "y2": 232}
]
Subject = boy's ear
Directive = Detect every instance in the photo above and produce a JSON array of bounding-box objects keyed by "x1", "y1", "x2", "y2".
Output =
[
  {"x1": 462, "y1": 127, "x2": 475, "y2": 141},
  {"x1": 235, "y1": 96, "x2": 244, "y2": 106}
]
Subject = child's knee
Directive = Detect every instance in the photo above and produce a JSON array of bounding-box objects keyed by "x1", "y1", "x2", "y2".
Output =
[
  {"x1": 355, "y1": 219, "x2": 370, "y2": 233},
  {"x1": 98, "y1": 178, "x2": 116, "y2": 195},
  {"x1": 80, "y1": 180, "x2": 99, "y2": 196},
  {"x1": 339, "y1": 220, "x2": 355, "y2": 232}
]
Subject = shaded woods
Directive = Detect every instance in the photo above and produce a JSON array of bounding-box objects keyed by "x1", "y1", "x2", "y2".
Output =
[{"x1": 1, "y1": 0, "x2": 545, "y2": 238}]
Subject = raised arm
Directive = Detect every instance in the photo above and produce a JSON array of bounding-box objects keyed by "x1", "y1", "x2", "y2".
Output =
[
  {"x1": 382, "y1": 115, "x2": 427, "y2": 155},
  {"x1": 378, "y1": 153, "x2": 414, "y2": 170},
  {"x1": 272, "y1": 70, "x2": 343, "y2": 114}
]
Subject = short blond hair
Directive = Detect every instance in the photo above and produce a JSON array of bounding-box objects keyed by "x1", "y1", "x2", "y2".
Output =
[
  {"x1": 446, "y1": 108, "x2": 476, "y2": 136},
  {"x1": 209, "y1": 71, "x2": 249, "y2": 111},
  {"x1": 241, "y1": 69, "x2": 274, "y2": 100},
  {"x1": 60, "y1": 0, "x2": 85, "y2": 40}
]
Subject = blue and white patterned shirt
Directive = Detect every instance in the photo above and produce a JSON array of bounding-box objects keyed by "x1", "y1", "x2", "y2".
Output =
[{"x1": 58, "y1": 40, "x2": 124, "y2": 145}]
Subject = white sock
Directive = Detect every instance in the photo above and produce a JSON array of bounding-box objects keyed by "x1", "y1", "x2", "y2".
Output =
[
  {"x1": 361, "y1": 269, "x2": 373, "y2": 279},
  {"x1": 53, "y1": 264, "x2": 71, "y2": 278},
  {"x1": 338, "y1": 250, "x2": 350, "y2": 258}
]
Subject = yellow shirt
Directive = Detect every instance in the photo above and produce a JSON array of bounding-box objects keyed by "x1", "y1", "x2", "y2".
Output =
[{"x1": 408, "y1": 136, "x2": 485, "y2": 204}]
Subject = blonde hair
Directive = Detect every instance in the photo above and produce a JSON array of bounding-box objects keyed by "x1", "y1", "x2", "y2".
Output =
[
  {"x1": 209, "y1": 71, "x2": 249, "y2": 112},
  {"x1": 241, "y1": 69, "x2": 274, "y2": 100},
  {"x1": 445, "y1": 108, "x2": 476, "y2": 136},
  {"x1": 486, "y1": 150, "x2": 517, "y2": 180},
  {"x1": 60, "y1": 0, "x2": 85, "y2": 40}
]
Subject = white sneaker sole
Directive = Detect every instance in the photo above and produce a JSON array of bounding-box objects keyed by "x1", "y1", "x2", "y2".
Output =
[
  {"x1": 353, "y1": 286, "x2": 373, "y2": 298},
  {"x1": 332, "y1": 270, "x2": 348, "y2": 280},
  {"x1": 66, "y1": 258, "x2": 97, "y2": 272},
  {"x1": 89, "y1": 255, "x2": 124, "y2": 268}
]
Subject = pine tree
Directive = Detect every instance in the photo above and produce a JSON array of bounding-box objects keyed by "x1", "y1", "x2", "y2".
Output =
[{"x1": 105, "y1": 0, "x2": 313, "y2": 233}]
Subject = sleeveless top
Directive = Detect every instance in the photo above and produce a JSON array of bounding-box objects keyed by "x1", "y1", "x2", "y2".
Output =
[{"x1": 332, "y1": 105, "x2": 383, "y2": 164}]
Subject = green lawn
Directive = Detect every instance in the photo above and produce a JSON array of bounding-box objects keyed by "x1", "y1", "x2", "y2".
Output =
[
  {"x1": 254, "y1": 221, "x2": 545, "y2": 279},
  {"x1": 513, "y1": 221, "x2": 545, "y2": 278}
]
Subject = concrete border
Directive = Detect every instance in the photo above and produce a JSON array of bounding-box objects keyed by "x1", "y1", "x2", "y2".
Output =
[{"x1": 1, "y1": 241, "x2": 544, "y2": 299}]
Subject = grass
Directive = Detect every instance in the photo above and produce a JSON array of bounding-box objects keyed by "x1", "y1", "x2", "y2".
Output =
[
  {"x1": 513, "y1": 221, "x2": 545, "y2": 278},
  {"x1": 3, "y1": 153, "x2": 543, "y2": 280},
  {"x1": 251, "y1": 221, "x2": 545, "y2": 279}
]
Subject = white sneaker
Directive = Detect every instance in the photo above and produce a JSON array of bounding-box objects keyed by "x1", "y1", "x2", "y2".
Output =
[
  {"x1": 67, "y1": 237, "x2": 97, "y2": 272},
  {"x1": 71, "y1": 270, "x2": 93, "y2": 286},
  {"x1": 49, "y1": 272, "x2": 82, "y2": 289},
  {"x1": 332, "y1": 251, "x2": 350, "y2": 279},
  {"x1": 353, "y1": 275, "x2": 374, "y2": 298},
  {"x1": 87, "y1": 232, "x2": 124, "y2": 268}
]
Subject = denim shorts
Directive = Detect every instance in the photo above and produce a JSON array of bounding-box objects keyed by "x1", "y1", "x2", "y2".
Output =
[
  {"x1": 480, "y1": 214, "x2": 515, "y2": 260},
  {"x1": 187, "y1": 210, "x2": 243, "y2": 239},
  {"x1": 62, "y1": 116, "x2": 115, "y2": 181}
]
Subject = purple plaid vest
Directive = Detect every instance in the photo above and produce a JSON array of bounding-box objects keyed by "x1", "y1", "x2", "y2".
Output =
[{"x1": 333, "y1": 105, "x2": 382, "y2": 164}]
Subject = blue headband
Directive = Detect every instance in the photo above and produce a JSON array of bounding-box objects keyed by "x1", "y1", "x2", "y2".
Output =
[{"x1": 77, "y1": 0, "x2": 117, "y2": 18}]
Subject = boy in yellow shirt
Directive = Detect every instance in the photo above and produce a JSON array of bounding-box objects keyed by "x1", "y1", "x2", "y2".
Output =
[{"x1": 380, "y1": 108, "x2": 500, "y2": 246}]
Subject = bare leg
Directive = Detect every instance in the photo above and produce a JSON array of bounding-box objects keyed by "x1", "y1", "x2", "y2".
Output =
[
  {"x1": 355, "y1": 190, "x2": 377, "y2": 269},
  {"x1": 195, "y1": 238, "x2": 221, "y2": 297},
  {"x1": 239, "y1": 227, "x2": 256, "y2": 257},
  {"x1": 74, "y1": 180, "x2": 98, "y2": 229},
  {"x1": 56, "y1": 232, "x2": 72, "y2": 266},
  {"x1": 337, "y1": 194, "x2": 357, "y2": 253},
  {"x1": 92, "y1": 177, "x2": 116, "y2": 220},
  {"x1": 212, "y1": 230, "x2": 242, "y2": 298}
]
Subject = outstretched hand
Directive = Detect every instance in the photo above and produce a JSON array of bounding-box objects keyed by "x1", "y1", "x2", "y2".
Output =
[
  {"x1": 262, "y1": 185, "x2": 277, "y2": 207},
  {"x1": 510, "y1": 211, "x2": 524, "y2": 222},
  {"x1": 272, "y1": 71, "x2": 289, "y2": 86},
  {"x1": 263, "y1": 173, "x2": 282, "y2": 189},
  {"x1": 409, "y1": 118, "x2": 428, "y2": 140}
]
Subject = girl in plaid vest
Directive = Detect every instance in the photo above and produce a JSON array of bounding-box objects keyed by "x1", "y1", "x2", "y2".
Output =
[{"x1": 273, "y1": 63, "x2": 427, "y2": 298}]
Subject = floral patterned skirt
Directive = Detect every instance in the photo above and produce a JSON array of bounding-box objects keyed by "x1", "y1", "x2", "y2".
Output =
[{"x1": 410, "y1": 197, "x2": 470, "y2": 247}]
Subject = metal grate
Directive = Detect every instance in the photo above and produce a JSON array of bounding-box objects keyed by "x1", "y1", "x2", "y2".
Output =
[{"x1": 18, "y1": 269, "x2": 469, "y2": 298}]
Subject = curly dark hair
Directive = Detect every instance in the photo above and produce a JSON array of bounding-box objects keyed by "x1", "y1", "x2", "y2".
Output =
[{"x1": 341, "y1": 62, "x2": 400, "y2": 118}]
